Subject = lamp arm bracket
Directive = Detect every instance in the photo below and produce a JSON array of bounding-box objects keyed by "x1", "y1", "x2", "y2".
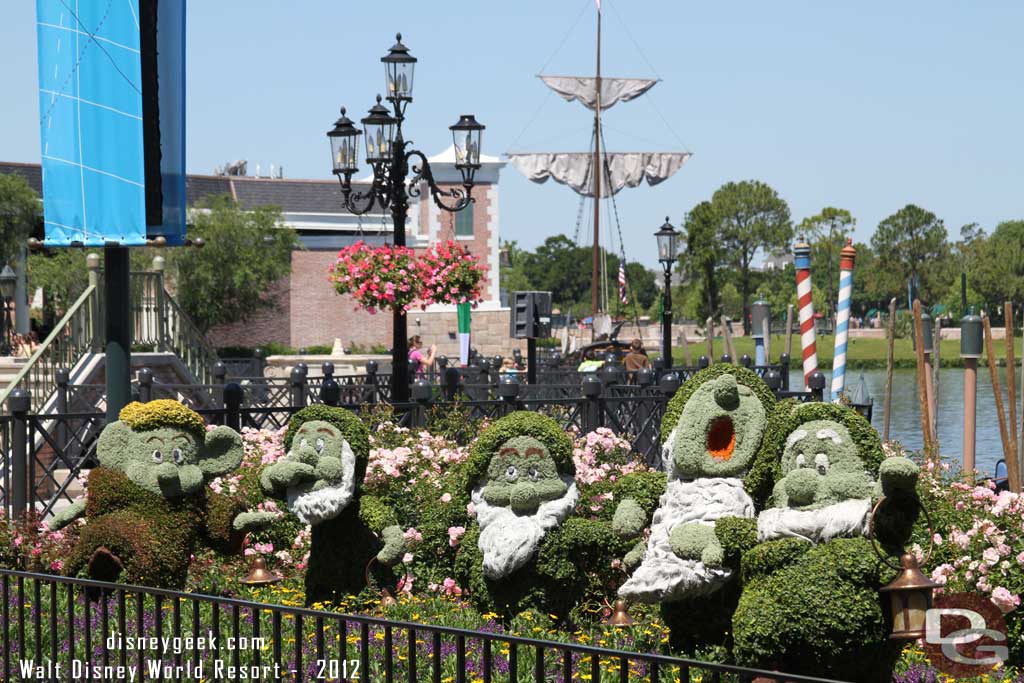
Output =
[
  {"x1": 867, "y1": 493, "x2": 934, "y2": 571},
  {"x1": 404, "y1": 149, "x2": 474, "y2": 214}
]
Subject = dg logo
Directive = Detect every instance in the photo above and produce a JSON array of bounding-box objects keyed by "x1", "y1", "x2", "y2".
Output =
[{"x1": 924, "y1": 592, "x2": 1010, "y2": 678}]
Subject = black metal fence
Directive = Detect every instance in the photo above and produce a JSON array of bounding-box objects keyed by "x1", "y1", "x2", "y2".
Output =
[{"x1": 0, "y1": 568, "x2": 849, "y2": 683}]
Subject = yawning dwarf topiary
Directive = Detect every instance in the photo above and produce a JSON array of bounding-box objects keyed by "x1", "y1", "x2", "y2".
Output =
[
  {"x1": 258, "y1": 405, "x2": 405, "y2": 605},
  {"x1": 731, "y1": 401, "x2": 919, "y2": 681},
  {"x1": 454, "y1": 412, "x2": 582, "y2": 616},
  {"x1": 52, "y1": 400, "x2": 248, "y2": 588},
  {"x1": 617, "y1": 365, "x2": 775, "y2": 604}
]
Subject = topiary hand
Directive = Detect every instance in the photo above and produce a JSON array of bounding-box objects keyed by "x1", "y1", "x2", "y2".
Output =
[
  {"x1": 623, "y1": 539, "x2": 646, "y2": 570},
  {"x1": 879, "y1": 456, "x2": 919, "y2": 496},
  {"x1": 376, "y1": 525, "x2": 406, "y2": 566},
  {"x1": 261, "y1": 461, "x2": 317, "y2": 493},
  {"x1": 232, "y1": 511, "x2": 279, "y2": 532},
  {"x1": 669, "y1": 523, "x2": 724, "y2": 568},
  {"x1": 49, "y1": 499, "x2": 86, "y2": 531},
  {"x1": 612, "y1": 498, "x2": 646, "y2": 538}
]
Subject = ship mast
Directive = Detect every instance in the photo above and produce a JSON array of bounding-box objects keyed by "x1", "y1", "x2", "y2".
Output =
[{"x1": 591, "y1": 6, "x2": 602, "y2": 318}]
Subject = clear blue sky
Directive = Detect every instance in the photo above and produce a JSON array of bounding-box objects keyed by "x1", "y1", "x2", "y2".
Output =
[{"x1": 2, "y1": 1, "x2": 1022, "y2": 268}]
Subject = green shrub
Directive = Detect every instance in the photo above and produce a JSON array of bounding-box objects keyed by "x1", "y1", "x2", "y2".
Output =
[{"x1": 462, "y1": 412, "x2": 574, "y2": 496}]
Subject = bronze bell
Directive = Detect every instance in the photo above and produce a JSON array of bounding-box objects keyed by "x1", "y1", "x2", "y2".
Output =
[
  {"x1": 603, "y1": 599, "x2": 634, "y2": 627},
  {"x1": 241, "y1": 557, "x2": 281, "y2": 586}
]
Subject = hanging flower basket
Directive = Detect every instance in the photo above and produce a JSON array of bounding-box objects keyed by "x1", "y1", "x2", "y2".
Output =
[
  {"x1": 328, "y1": 242, "x2": 419, "y2": 314},
  {"x1": 416, "y1": 241, "x2": 487, "y2": 308}
]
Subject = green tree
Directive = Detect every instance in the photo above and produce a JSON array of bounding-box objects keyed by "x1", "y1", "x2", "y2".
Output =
[
  {"x1": 797, "y1": 207, "x2": 855, "y2": 321},
  {"x1": 711, "y1": 181, "x2": 793, "y2": 333},
  {"x1": 0, "y1": 173, "x2": 40, "y2": 264},
  {"x1": 167, "y1": 196, "x2": 298, "y2": 333},
  {"x1": 870, "y1": 204, "x2": 951, "y2": 305},
  {"x1": 498, "y1": 240, "x2": 534, "y2": 295},
  {"x1": 622, "y1": 261, "x2": 657, "y2": 312},
  {"x1": 969, "y1": 220, "x2": 1024, "y2": 311},
  {"x1": 681, "y1": 201, "x2": 722, "y2": 321}
]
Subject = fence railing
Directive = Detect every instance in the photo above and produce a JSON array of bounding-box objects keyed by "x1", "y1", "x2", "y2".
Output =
[{"x1": 0, "y1": 568, "x2": 850, "y2": 683}]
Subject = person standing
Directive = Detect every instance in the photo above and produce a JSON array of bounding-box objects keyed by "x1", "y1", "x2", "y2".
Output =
[{"x1": 408, "y1": 335, "x2": 436, "y2": 378}]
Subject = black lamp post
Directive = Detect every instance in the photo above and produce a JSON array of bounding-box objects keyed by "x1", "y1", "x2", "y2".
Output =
[
  {"x1": 0, "y1": 265, "x2": 16, "y2": 356},
  {"x1": 655, "y1": 217, "x2": 680, "y2": 370},
  {"x1": 327, "y1": 33, "x2": 484, "y2": 403}
]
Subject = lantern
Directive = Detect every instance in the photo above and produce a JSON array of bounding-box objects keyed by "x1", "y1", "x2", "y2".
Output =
[
  {"x1": 327, "y1": 107, "x2": 361, "y2": 175},
  {"x1": 382, "y1": 33, "x2": 416, "y2": 103},
  {"x1": 361, "y1": 96, "x2": 397, "y2": 164},
  {"x1": 654, "y1": 217, "x2": 679, "y2": 265},
  {"x1": 880, "y1": 552, "x2": 937, "y2": 640}
]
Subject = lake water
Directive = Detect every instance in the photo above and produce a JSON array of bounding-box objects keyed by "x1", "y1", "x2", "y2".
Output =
[{"x1": 791, "y1": 367, "x2": 1022, "y2": 477}]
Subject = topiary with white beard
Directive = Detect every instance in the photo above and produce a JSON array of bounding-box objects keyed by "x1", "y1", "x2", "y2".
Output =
[{"x1": 260, "y1": 405, "x2": 405, "y2": 605}]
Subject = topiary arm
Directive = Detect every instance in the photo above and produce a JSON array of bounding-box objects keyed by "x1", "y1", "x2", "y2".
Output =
[
  {"x1": 714, "y1": 516, "x2": 758, "y2": 560},
  {"x1": 204, "y1": 492, "x2": 246, "y2": 552},
  {"x1": 232, "y1": 511, "x2": 279, "y2": 532},
  {"x1": 375, "y1": 525, "x2": 406, "y2": 566},
  {"x1": 877, "y1": 456, "x2": 919, "y2": 497},
  {"x1": 623, "y1": 539, "x2": 646, "y2": 570},
  {"x1": 359, "y1": 495, "x2": 399, "y2": 533},
  {"x1": 260, "y1": 460, "x2": 317, "y2": 495},
  {"x1": 49, "y1": 500, "x2": 86, "y2": 530},
  {"x1": 314, "y1": 456, "x2": 343, "y2": 483}
]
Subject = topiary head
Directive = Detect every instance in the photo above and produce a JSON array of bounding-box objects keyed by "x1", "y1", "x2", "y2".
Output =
[
  {"x1": 283, "y1": 405, "x2": 370, "y2": 486},
  {"x1": 670, "y1": 373, "x2": 770, "y2": 480},
  {"x1": 97, "y1": 400, "x2": 243, "y2": 498},
  {"x1": 480, "y1": 436, "x2": 569, "y2": 515},
  {"x1": 773, "y1": 419, "x2": 874, "y2": 508}
]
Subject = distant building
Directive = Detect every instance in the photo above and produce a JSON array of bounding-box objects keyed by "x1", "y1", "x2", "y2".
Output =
[
  {"x1": 759, "y1": 248, "x2": 793, "y2": 272},
  {"x1": 1, "y1": 152, "x2": 516, "y2": 358}
]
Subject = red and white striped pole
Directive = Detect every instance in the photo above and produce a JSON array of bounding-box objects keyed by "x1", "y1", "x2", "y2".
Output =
[{"x1": 793, "y1": 236, "x2": 818, "y2": 389}]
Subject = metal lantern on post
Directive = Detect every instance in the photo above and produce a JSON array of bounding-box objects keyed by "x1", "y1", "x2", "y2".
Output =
[
  {"x1": 654, "y1": 217, "x2": 680, "y2": 371},
  {"x1": 326, "y1": 33, "x2": 485, "y2": 404},
  {"x1": 869, "y1": 495, "x2": 938, "y2": 640}
]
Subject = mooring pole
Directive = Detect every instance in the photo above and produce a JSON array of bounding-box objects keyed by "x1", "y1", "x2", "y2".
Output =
[
  {"x1": 912, "y1": 300, "x2": 935, "y2": 463},
  {"x1": 882, "y1": 298, "x2": 897, "y2": 443},
  {"x1": 105, "y1": 245, "x2": 132, "y2": 423},
  {"x1": 960, "y1": 310, "x2": 982, "y2": 482}
]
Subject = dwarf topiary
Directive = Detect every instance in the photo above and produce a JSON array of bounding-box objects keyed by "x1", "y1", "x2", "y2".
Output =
[
  {"x1": 618, "y1": 367, "x2": 776, "y2": 604},
  {"x1": 259, "y1": 405, "x2": 404, "y2": 605},
  {"x1": 53, "y1": 400, "x2": 248, "y2": 588},
  {"x1": 453, "y1": 412, "x2": 581, "y2": 617},
  {"x1": 731, "y1": 401, "x2": 919, "y2": 680}
]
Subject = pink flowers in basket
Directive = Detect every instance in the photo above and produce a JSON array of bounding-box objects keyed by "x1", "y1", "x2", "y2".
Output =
[{"x1": 328, "y1": 240, "x2": 486, "y2": 313}]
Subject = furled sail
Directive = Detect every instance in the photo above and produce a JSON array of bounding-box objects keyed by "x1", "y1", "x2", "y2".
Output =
[
  {"x1": 539, "y1": 76, "x2": 658, "y2": 111},
  {"x1": 507, "y1": 152, "x2": 691, "y2": 198}
]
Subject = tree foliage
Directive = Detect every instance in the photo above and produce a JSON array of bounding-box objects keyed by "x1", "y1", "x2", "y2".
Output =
[
  {"x1": 870, "y1": 204, "x2": 951, "y2": 305},
  {"x1": 711, "y1": 181, "x2": 793, "y2": 333},
  {"x1": 682, "y1": 201, "x2": 722, "y2": 321},
  {"x1": 167, "y1": 196, "x2": 299, "y2": 332},
  {"x1": 0, "y1": 173, "x2": 39, "y2": 264},
  {"x1": 797, "y1": 207, "x2": 855, "y2": 320}
]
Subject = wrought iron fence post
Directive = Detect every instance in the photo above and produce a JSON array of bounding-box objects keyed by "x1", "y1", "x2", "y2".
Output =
[
  {"x1": 153, "y1": 256, "x2": 167, "y2": 352},
  {"x1": 411, "y1": 379, "x2": 433, "y2": 428},
  {"x1": 497, "y1": 375, "x2": 521, "y2": 416},
  {"x1": 320, "y1": 362, "x2": 341, "y2": 407},
  {"x1": 364, "y1": 361, "x2": 379, "y2": 404},
  {"x1": 443, "y1": 367, "x2": 462, "y2": 402},
  {"x1": 224, "y1": 383, "x2": 243, "y2": 432},
  {"x1": 212, "y1": 362, "x2": 227, "y2": 409},
  {"x1": 808, "y1": 371, "x2": 827, "y2": 402},
  {"x1": 740, "y1": 354, "x2": 752, "y2": 368},
  {"x1": 698, "y1": 355, "x2": 709, "y2": 370},
  {"x1": 290, "y1": 364, "x2": 308, "y2": 407},
  {"x1": 87, "y1": 253, "x2": 101, "y2": 350},
  {"x1": 55, "y1": 368, "x2": 69, "y2": 452},
  {"x1": 779, "y1": 352, "x2": 791, "y2": 390},
  {"x1": 137, "y1": 368, "x2": 153, "y2": 404},
  {"x1": 720, "y1": 353, "x2": 732, "y2": 365},
  {"x1": 8, "y1": 389, "x2": 30, "y2": 519},
  {"x1": 254, "y1": 348, "x2": 267, "y2": 378},
  {"x1": 581, "y1": 375, "x2": 602, "y2": 432}
]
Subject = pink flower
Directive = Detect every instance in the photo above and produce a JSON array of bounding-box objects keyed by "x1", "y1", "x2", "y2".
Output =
[
  {"x1": 403, "y1": 527, "x2": 423, "y2": 544},
  {"x1": 402, "y1": 552, "x2": 414, "y2": 565},
  {"x1": 447, "y1": 526, "x2": 466, "y2": 548},
  {"x1": 439, "y1": 492, "x2": 452, "y2": 503},
  {"x1": 466, "y1": 502, "x2": 476, "y2": 518},
  {"x1": 991, "y1": 587, "x2": 1020, "y2": 613}
]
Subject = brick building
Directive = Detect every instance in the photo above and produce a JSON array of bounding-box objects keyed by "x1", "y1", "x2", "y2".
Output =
[{"x1": 1, "y1": 152, "x2": 515, "y2": 358}]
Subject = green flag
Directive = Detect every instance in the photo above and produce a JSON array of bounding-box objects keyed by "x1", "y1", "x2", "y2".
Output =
[{"x1": 457, "y1": 302, "x2": 471, "y2": 365}]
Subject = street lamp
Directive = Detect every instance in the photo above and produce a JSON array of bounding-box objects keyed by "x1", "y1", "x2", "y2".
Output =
[
  {"x1": 655, "y1": 217, "x2": 680, "y2": 370},
  {"x1": 327, "y1": 33, "x2": 485, "y2": 403},
  {"x1": 0, "y1": 264, "x2": 16, "y2": 356}
]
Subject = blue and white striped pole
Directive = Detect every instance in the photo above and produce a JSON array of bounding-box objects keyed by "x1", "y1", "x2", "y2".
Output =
[{"x1": 831, "y1": 239, "x2": 857, "y2": 402}]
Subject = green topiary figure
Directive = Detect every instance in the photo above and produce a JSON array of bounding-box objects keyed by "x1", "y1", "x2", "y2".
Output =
[
  {"x1": 732, "y1": 401, "x2": 920, "y2": 681},
  {"x1": 617, "y1": 365, "x2": 776, "y2": 605},
  {"x1": 259, "y1": 405, "x2": 405, "y2": 605},
  {"x1": 453, "y1": 412, "x2": 582, "y2": 617},
  {"x1": 53, "y1": 400, "x2": 249, "y2": 588}
]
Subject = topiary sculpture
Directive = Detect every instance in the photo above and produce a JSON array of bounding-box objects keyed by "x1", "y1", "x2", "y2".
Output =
[
  {"x1": 453, "y1": 411, "x2": 586, "y2": 617},
  {"x1": 53, "y1": 400, "x2": 249, "y2": 588},
  {"x1": 617, "y1": 365, "x2": 776, "y2": 605},
  {"x1": 258, "y1": 405, "x2": 405, "y2": 605},
  {"x1": 731, "y1": 401, "x2": 920, "y2": 681}
]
